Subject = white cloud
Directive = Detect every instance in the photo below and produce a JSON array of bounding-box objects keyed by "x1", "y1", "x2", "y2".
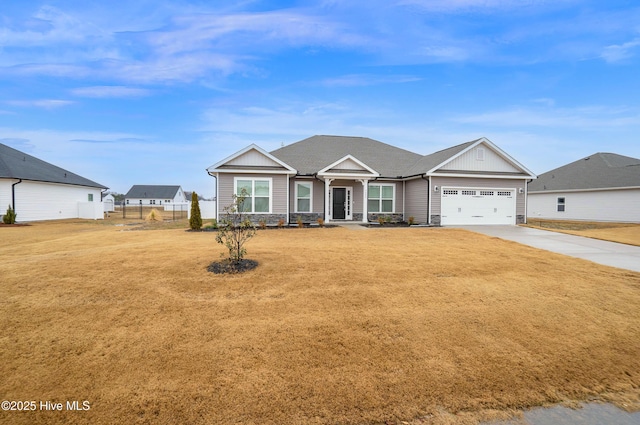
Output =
[
  {"x1": 5, "y1": 99, "x2": 75, "y2": 109},
  {"x1": 71, "y1": 86, "x2": 152, "y2": 98},
  {"x1": 320, "y1": 74, "x2": 422, "y2": 87},
  {"x1": 601, "y1": 38, "x2": 640, "y2": 63}
]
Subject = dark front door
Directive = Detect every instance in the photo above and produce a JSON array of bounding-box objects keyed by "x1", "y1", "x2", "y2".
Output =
[{"x1": 332, "y1": 188, "x2": 346, "y2": 219}]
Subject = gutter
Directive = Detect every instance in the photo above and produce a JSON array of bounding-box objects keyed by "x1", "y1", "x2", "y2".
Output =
[{"x1": 11, "y1": 179, "x2": 22, "y2": 212}]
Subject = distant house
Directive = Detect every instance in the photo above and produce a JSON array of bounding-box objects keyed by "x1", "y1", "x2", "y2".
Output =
[
  {"x1": 207, "y1": 135, "x2": 536, "y2": 225},
  {"x1": 0, "y1": 143, "x2": 107, "y2": 222},
  {"x1": 528, "y1": 153, "x2": 640, "y2": 223},
  {"x1": 124, "y1": 185, "x2": 186, "y2": 206}
]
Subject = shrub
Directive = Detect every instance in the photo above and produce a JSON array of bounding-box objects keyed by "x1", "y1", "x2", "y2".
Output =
[
  {"x1": 408, "y1": 216, "x2": 415, "y2": 225},
  {"x1": 277, "y1": 218, "x2": 285, "y2": 228},
  {"x1": 377, "y1": 216, "x2": 385, "y2": 226},
  {"x1": 189, "y1": 192, "x2": 202, "y2": 230},
  {"x1": 258, "y1": 219, "x2": 267, "y2": 230},
  {"x1": 145, "y1": 209, "x2": 162, "y2": 221},
  {"x1": 317, "y1": 217, "x2": 325, "y2": 228},
  {"x1": 215, "y1": 189, "x2": 257, "y2": 263},
  {"x1": 297, "y1": 216, "x2": 304, "y2": 228},
  {"x1": 3, "y1": 205, "x2": 16, "y2": 224}
]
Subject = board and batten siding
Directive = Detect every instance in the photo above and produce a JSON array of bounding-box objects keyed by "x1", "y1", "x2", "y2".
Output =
[
  {"x1": 404, "y1": 178, "x2": 429, "y2": 224},
  {"x1": 431, "y1": 177, "x2": 526, "y2": 218},
  {"x1": 528, "y1": 189, "x2": 640, "y2": 223},
  {"x1": 218, "y1": 173, "x2": 289, "y2": 214},
  {"x1": 11, "y1": 180, "x2": 103, "y2": 222},
  {"x1": 441, "y1": 145, "x2": 521, "y2": 173}
]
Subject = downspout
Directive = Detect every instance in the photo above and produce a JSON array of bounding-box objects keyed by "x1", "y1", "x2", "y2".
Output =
[
  {"x1": 11, "y1": 179, "x2": 23, "y2": 213},
  {"x1": 420, "y1": 174, "x2": 430, "y2": 225},
  {"x1": 206, "y1": 170, "x2": 218, "y2": 220}
]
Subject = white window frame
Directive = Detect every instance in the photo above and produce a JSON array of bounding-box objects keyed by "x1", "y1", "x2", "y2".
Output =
[
  {"x1": 557, "y1": 196, "x2": 565, "y2": 212},
  {"x1": 368, "y1": 183, "x2": 395, "y2": 213},
  {"x1": 234, "y1": 177, "x2": 273, "y2": 214},
  {"x1": 295, "y1": 181, "x2": 313, "y2": 213}
]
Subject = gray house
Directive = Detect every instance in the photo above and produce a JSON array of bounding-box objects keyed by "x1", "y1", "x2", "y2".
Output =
[
  {"x1": 528, "y1": 153, "x2": 640, "y2": 223},
  {"x1": 207, "y1": 135, "x2": 535, "y2": 226},
  {"x1": 0, "y1": 142, "x2": 107, "y2": 222},
  {"x1": 124, "y1": 185, "x2": 187, "y2": 206}
]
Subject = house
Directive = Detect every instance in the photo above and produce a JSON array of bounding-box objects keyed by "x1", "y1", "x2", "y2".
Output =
[
  {"x1": 124, "y1": 185, "x2": 186, "y2": 206},
  {"x1": 206, "y1": 135, "x2": 536, "y2": 225},
  {"x1": 528, "y1": 153, "x2": 640, "y2": 223},
  {"x1": 0, "y1": 142, "x2": 107, "y2": 222}
]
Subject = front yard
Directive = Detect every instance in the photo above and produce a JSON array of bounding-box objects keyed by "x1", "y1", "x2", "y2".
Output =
[{"x1": 1, "y1": 221, "x2": 639, "y2": 424}]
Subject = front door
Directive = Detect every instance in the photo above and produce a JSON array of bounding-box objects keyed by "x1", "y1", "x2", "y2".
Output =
[{"x1": 332, "y1": 188, "x2": 346, "y2": 219}]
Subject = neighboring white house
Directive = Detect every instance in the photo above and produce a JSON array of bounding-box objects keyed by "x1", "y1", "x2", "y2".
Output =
[
  {"x1": 528, "y1": 152, "x2": 640, "y2": 223},
  {"x1": 0, "y1": 143, "x2": 107, "y2": 222},
  {"x1": 124, "y1": 185, "x2": 187, "y2": 206}
]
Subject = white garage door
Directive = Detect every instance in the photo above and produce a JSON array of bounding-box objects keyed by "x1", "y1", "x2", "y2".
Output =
[{"x1": 441, "y1": 188, "x2": 516, "y2": 225}]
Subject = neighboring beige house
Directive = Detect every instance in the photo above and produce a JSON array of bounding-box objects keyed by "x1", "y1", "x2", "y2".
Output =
[
  {"x1": 0, "y1": 142, "x2": 107, "y2": 222},
  {"x1": 207, "y1": 135, "x2": 536, "y2": 225},
  {"x1": 528, "y1": 153, "x2": 640, "y2": 223}
]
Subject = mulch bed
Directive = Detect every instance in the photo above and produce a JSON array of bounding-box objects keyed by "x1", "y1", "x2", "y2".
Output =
[
  {"x1": 207, "y1": 259, "x2": 259, "y2": 274},
  {"x1": 0, "y1": 223, "x2": 30, "y2": 227}
]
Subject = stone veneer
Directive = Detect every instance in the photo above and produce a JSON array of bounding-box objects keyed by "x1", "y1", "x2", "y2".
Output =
[
  {"x1": 290, "y1": 213, "x2": 324, "y2": 223},
  {"x1": 430, "y1": 215, "x2": 441, "y2": 226},
  {"x1": 367, "y1": 213, "x2": 404, "y2": 223}
]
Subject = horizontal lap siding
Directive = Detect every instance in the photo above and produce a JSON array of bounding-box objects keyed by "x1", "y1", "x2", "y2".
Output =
[
  {"x1": 431, "y1": 177, "x2": 526, "y2": 217},
  {"x1": 528, "y1": 189, "x2": 640, "y2": 222},
  {"x1": 218, "y1": 174, "x2": 289, "y2": 214},
  {"x1": 290, "y1": 179, "x2": 324, "y2": 214},
  {"x1": 14, "y1": 181, "x2": 102, "y2": 222},
  {"x1": 404, "y1": 178, "x2": 429, "y2": 224},
  {"x1": 0, "y1": 179, "x2": 13, "y2": 212}
]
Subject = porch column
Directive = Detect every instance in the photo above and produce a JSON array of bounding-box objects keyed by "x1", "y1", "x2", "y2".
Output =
[
  {"x1": 358, "y1": 179, "x2": 369, "y2": 223},
  {"x1": 324, "y1": 178, "x2": 334, "y2": 221}
]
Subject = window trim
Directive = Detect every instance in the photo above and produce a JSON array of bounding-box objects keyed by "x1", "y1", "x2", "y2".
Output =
[
  {"x1": 368, "y1": 183, "x2": 395, "y2": 213},
  {"x1": 294, "y1": 181, "x2": 313, "y2": 213},
  {"x1": 557, "y1": 196, "x2": 566, "y2": 212},
  {"x1": 234, "y1": 177, "x2": 273, "y2": 214}
]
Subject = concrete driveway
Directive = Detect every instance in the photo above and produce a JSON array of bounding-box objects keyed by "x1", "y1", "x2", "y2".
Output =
[{"x1": 457, "y1": 225, "x2": 640, "y2": 273}]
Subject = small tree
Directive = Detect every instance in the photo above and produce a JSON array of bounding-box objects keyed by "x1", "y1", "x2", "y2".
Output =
[
  {"x1": 190, "y1": 191, "x2": 202, "y2": 230},
  {"x1": 3, "y1": 205, "x2": 16, "y2": 224},
  {"x1": 215, "y1": 189, "x2": 257, "y2": 263}
]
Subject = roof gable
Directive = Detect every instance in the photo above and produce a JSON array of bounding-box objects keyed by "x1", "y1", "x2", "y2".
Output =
[
  {"x1": 0, "y1": 143, "x2": 107, "y2": 189},
  {"x1": 317, "y1": 154, "x2": 379, "y2": 178},
  {"x1": 437, "y1": 139, "x2": 528, "y2": 174},
  {"x1": 207, "y1": 144, "x2": 296, "y2": 174},
  {"x1": 529, "y1": 152, "x2": 640, "y2": 192}
]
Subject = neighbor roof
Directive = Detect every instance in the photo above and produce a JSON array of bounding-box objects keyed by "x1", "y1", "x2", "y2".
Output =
[
  {"x1": 0, "y1": 143, "x2": 107, "y2": 189},
  {"x1": 125, "y1": 185, "x2": 182, "y2": 199},
  {"x1": 529, "y1": 153, "x2": 640, "y2": 192},
  {"x1": 270, "y1": 135, "x2": 424, "y2": 177}
]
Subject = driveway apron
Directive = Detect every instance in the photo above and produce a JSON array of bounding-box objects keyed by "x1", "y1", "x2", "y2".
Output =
[{"x1": 456, "y1": 225, "x2": 640, "y2": 273}]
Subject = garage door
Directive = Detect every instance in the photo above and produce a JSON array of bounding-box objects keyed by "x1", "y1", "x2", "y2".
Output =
[{"x1": 441, "y1": 188, "x2": 515, "y2": 225}]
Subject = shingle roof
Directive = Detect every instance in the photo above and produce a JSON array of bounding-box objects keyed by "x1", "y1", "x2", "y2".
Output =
[
  {"x1": 0, "y1": 143, "x2": 107, "y2": 189},
  {"x1": 270, "y1": 135, "x2": 424, "y2": 177},
  {"x1": 529, "y1": 153, "x2": 640, "y2": 192},
  {"x1": 125, "y1": 185, "x2": 182, "y2": 199}
]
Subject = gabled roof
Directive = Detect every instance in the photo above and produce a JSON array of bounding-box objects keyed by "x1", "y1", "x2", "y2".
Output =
[
  {"x1": 402, "y1": 141, "x2": 475, "y2": 176},
  {"x1": 207, "y1": 144, "x2": 296, "y2": 174},
  {"x1": 125, "y1": 185, "x2": 182, "y2": 199},
  {"x1": 0, "y1": 142, "x2": 107, "y2": 189},
  {"x1": 317, "y1": 154, "x2": 380, "y2": 178},
  {"x1": 270, "y1": 135, "x2": 423, "y2": 177},
  {"x1": 529, "y1": 153, "x2": 640, "y2": 192}
]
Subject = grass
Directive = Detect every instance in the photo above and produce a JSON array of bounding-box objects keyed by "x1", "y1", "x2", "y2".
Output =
[
  {"x1": 525, "y1": 219, "x2": 640, "y2": 246},
  {"x1": 1, "y1": 220, "x2": 640, "y2": 425}
]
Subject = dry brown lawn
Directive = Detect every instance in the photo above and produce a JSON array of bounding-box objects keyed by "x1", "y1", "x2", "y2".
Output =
[
  {"x1": 526, "y1": 219, "x2": 640, "y2": 246},
  {"x1": 1, "y1": 220, "x2": 640, "y2": 425}
]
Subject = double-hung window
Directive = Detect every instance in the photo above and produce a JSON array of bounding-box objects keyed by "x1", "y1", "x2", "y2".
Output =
[
  {"x1": 295, "y1": 182, "x2": 312, "y2": 212},
  {"x1": 235, "y1": 178, "x2": 271, "y2": 213},
  {"x1": 368, "y1": 184, "x2": 394, "y2": 213},
  {"x1": 557, "y1": 197, "x2": 566, "y2": 212}
]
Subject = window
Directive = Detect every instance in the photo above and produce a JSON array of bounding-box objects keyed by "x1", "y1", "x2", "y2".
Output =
[
  {"x1": 480, "y1": 191, "x2": 494, "y2": 196},
  {"x1": 461, "y1": 190, "x2": 476, "y2": 196},
  {"x1": 497, "y1": 191, "x2": 512, "y2": 196},
  {"x1": 88, "y1": 194, "x2": 94, "y2": 202},
  {"x1": 296, "y1": 182, "x2": 312, "y2": 212},
  {"x1": 443, "y1": 189, "x2": 458, "y2": 195},
  {"x1": 368, "y1": 184, "x2": 394, "y2": 213},
  {"x1": 235, "y1": 178, "x2": 271, "y2": 213},
  {"x1": 476, "y1": 148, "x2": 485, "y2": 161},
  {"x1": 557, "y1": 197, "x2": 565, "y2": 212}
]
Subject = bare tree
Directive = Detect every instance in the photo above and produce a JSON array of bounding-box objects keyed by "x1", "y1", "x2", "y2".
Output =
[{"x1": 215, "y1": 189, "x2": 257, "y2": 263}]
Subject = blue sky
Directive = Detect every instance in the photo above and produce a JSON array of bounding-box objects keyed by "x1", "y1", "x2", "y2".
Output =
[{"x1": 1, "y1": 0, "x2": 639, "y2": 198}]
